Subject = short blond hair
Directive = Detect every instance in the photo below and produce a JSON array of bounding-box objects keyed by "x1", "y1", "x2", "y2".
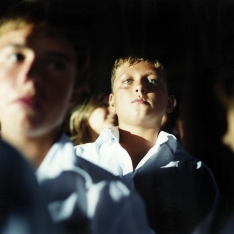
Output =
[{"x1": 110, "y1": 56, "x2": 166, "y2": 91}]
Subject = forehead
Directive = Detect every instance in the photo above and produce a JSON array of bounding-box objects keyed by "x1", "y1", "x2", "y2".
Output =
[
  {"x1": 0, "y1": 23, "x2": 76, "y2": 56},
  {"x1": 116, "y1": 61, "x2": 159, "y2": 78}
]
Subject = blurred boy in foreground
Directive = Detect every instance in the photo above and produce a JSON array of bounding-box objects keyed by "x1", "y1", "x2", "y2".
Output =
[{"x1": 0, "y1": 2, "x2": 152, "y2": 233}]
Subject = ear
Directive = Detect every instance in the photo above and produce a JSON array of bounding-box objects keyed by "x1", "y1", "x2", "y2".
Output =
[
  {"x1": 166, "y1": 95, "x2": 175, "y2": 114},
  {"x1": 109, "y1": 93, "x2": 116, "y2": 113}
]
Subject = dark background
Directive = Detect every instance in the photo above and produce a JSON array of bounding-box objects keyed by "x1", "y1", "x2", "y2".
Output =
[
  {"x1": 1, "y1": 0, "x2": 233, "y2": 94},
  {"x1": 1, "y1": 0, "x2": 234, "y2": 208}
]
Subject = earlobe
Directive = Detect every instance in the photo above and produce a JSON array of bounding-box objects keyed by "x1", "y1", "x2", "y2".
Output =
[
  {"x1": 166, "y1": 95, "x2": 175, "y2": 114},
  {"x1": 109, "y1": 93, "x2": 116, "y2": 113}
]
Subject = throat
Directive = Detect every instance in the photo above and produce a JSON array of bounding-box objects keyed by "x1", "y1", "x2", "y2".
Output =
[
  {"x1": 118, "y1": 128, "x2": 158, "y2": 170},
  {"x1": 121, "y1": 143, "x2": 152, "y2": 170}
]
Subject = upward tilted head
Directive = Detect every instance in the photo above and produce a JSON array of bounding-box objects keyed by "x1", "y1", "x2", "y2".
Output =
[{"x1": 109, "y1": 56, "x2": 174, "y2": 129}]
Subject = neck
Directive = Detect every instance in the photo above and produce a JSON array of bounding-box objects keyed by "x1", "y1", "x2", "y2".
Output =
[
  {"x1": 119, "y1": 123, "x2": 160, "y2": 144},
  {"x1": 87, "y1": 127, "x2": 99, "y2": 143},
  {"x1": 118, "y1": 125, "x2": 160, "y2": 169},
  {"x1": 1, "y1": 128, "x2": 61, "y2": 169}
]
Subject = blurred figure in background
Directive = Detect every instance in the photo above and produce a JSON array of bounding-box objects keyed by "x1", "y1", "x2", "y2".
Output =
[
  {"x1": 70, "y1": 92, "x2": 118, "y2": 145},
  {"x1": 191, "y1": 67, "x2": 234, "y2": 233}
]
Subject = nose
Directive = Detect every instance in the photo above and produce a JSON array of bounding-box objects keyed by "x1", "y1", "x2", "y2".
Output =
[
  {"x1": 135, "y1": 81, "x2": 145, "y2": 94},
  {"x1": 22, "y1": 58, "x2": 42, "y2": 88}
]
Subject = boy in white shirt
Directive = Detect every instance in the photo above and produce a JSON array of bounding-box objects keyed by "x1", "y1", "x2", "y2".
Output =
[
  {"x1": 75, "y1": 56, "x2": 220, "y2": 233},
  {"x1": 0, "y1": 2, "x2": 152, "y2": 233}
]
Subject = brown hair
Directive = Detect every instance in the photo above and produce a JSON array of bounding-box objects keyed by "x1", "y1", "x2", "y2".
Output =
[
  {"x1": 0, "y1": 0, "x2": 90, "y2": 88},
  {"x1": 69, "y1": 92, "x2": 110, "y2": 145}
]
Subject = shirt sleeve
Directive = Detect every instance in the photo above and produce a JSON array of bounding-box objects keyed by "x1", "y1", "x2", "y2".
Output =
[
  {"x1": 89, "y1": 180, "x2": 155, "y2": 234},
  {"x1": 41, "y1": 160, "x2": 154, "y2": 234}
]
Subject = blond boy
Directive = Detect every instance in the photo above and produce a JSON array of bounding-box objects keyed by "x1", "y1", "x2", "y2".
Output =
[{"x1": 75, "y1": 56, "x2": 220, "y2": 233}]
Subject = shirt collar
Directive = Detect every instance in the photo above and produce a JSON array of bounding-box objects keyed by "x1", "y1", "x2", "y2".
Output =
[
  {"x1": 96, "y1": 127, "x2": 177, "y2": 152},
  {"x1": 35, "y1": 133, "x2": 76, "y2": 183},
  {"x1": 96, "y1": 126, "x2": 119, "y2": 143},
  {"x1": 156, "y1": 131, "x2": 177, "y2": 152}
]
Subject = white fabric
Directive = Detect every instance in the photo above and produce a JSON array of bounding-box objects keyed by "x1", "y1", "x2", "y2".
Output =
[
  {"x1": 36, "y1": 133, "x2": 154, "y2": 234},
  {"x1": 74, "y1": 128, "x2": 220, "y2": 234},
  {"x1": 75, "y1": 127, "x2": 176, "y2": 184}
]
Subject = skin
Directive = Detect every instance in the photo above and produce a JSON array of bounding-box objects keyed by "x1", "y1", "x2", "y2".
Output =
[
  {"x1": 87, "y1": 96, "x2": 117, "y2": 142},
  {"x1": 109, "y1": 61, "x2": 174, "y2": 169},
  {"x1": 0, "y1": 24, "x2": 77, "y2": 167},
  {"x1": 222, "y1": 106, "x2": 234, "y2": 152}
]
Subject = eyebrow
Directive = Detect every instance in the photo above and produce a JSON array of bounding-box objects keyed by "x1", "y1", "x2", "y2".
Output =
[
  {"x1": 147, "y1": 71, "x2": 157, "y2": 75},
  {"x1": 46, "y1": 51, "x2": 75, "y2": 62},
  {"x1": 120, "y1": 71, "x2": 158, "y2": 77},
  {"x1": 2, "y1": 44, "x2": 75, "y2": 62},
  {"x1": 2, "y1": 43, "x2": 28, "y2": 50}
]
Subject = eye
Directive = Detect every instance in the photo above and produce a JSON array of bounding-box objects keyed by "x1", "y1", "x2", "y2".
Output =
[
  {"x1": 8, "y1": 53, "x2": 24, "y2": 63},
  {"x1": 123, "y1": 78, "x2": 133, "y2": 84},
  {"x1": 148, "y1": 79, "x2": 159, "y2": 85},
  {"x1": 49, "y1": 60, "x2": 66, "y2": 71}
]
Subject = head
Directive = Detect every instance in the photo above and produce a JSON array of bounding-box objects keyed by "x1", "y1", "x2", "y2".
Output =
[
  {"x1": 0, "y1": 0, "x2": 89, "y2": 139},
  {"x1": 70, "y1": 92, "x2": 118, "y2": 145},
  {"x1": 109, "y1": 56, "x2": 174, "y2": 129},
  {"x1": 111, "y1": 57, "x2": 167, "y2": 92}
]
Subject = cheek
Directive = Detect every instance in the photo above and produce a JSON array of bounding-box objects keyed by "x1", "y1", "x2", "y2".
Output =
[
  {"x1": 112, "y1": 93, "x2": 124, "y2": 110},
  {"x1": 48, "y1": 74, "x2": 75, "y2": 101},
  {"x1": 0, "y1": 79, "x2": 13, "y2": 103},
  {"x1": 88, "y1": 108, "x2": 106, "y2": 125}
]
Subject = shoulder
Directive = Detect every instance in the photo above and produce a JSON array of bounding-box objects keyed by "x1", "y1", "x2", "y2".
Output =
[
  {"x1": 174, "y1": 148, "x2": 213, "y2": 173},
  {"x1": 74, "y1": 142, "x2": 96, "y2": 154},
  {"x1": 75, "y1": 156, "x2": 121, "y2": 184}
]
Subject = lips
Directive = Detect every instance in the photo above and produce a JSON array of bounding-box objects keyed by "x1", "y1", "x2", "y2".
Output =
[
  {"x1": 16, "y1": 96, "x2": 38, "y2": 109},
  {"x1": 132, "y1": 97, "x2": 147, "y2": 104}
]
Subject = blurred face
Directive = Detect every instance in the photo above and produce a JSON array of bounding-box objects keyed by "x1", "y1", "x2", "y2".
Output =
[
  {"x1": 0, "y1": 23, "x2": 77, "y2": 137},
  {"x1": 109, "y1": 61, "x2": 173, "y2": 128},
  {"x1": 87, "y1": 96, "x2": 118, "y2": 135}
]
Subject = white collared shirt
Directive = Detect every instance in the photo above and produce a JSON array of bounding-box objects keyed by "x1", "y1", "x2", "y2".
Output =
[
  {"x1": 36, "y1": 133, "x2": 154, "y2": 234},
  {"x1": 75, "y1": 127, "x2": 177, "y2": 184},
  {"x1": 75, "y1": 128, "x2": 220, "y2": 234}
]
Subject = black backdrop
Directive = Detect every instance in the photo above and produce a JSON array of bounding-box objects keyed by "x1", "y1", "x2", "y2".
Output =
[{"x1": 1, "y1": 0, "x2": 234, "y2": 209}]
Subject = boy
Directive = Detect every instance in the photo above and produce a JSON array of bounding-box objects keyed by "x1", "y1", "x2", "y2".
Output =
[
  {"x1": 75, "y1": 56, "x2": 220, "y2": 233},
  {"x1": 0, "y1": 2, "x2": 152, "y2": 233}
]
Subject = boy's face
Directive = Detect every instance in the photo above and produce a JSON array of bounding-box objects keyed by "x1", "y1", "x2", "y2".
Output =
[
  {"x1": 0, "y1": 23, "x2": 77, "y2": 137},
  {"x1": 109, "y1": 61, "x2": 173, "y2": 128}
]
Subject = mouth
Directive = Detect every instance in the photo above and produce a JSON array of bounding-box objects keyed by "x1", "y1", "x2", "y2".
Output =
[
  {"x1": 15, "y1": 96, "x2": 39, "y2": 109},
  {"x1": 132, "y1": 97, "x2": 148, "y2": 104}
]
